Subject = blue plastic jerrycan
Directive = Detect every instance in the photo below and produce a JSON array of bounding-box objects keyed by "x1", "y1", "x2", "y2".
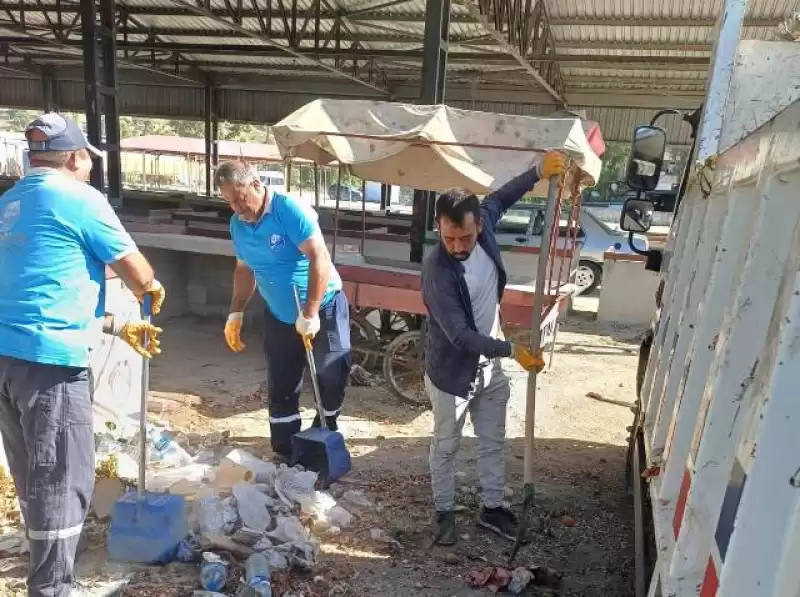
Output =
[{"x1": 107, "y1": 491, "x2": 188, "y2": 564}]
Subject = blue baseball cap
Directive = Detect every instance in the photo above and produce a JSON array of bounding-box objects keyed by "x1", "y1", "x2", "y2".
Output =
[{"x1": 25, "y1": 112, "x2": 102, "y2": 157}]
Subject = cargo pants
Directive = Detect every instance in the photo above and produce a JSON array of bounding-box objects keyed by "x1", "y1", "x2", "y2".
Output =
[
  {"x1": 0, "y1": 355, "x2": 95, "y2": 597},
  {"x1": 263, "y1": 290, "x2": 352, "y2": 458},
  {"x1": 426, "y1": 359, "x2": 510, "y2": 511}
]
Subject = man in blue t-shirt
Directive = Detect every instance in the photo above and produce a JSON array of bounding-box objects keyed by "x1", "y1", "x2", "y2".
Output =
[
  {"x1": 216, "y1": 161, "x2": 351, "y2": 460},
  {"x1": 0, "y1": 113, "x2": 166, "y2": 597}
]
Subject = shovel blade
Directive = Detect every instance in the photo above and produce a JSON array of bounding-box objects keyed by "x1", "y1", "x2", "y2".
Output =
[
  {"x1": 291, "y1": 427, "x2": 351, "y2": 485},
  {"x1": 107, "y1": 491, "x2": 188, "y2": 564}
]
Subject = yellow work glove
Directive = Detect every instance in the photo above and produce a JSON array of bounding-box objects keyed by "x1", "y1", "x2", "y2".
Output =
[
  {"x1": 538, "y1": 151, "x2": 568, "y2": 179},
  {"x1": 513, "y1": 344, "x2": 546, "y2": 373},
  {"x1": 135, "y1": 279, "x2": 166, "y2": 316},
  {"x1": 224, "y1": 312, "x2": 245, "y2": 352},
  {"x1": 119, "y1": 322, "x2": 163, "y2": 359}
]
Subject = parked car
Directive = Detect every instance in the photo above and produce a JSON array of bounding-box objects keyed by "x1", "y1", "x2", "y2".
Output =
[
  {"x1": 495, "y1": 204, "x2": 649, "y2": 293},
  {"x1": 258, "y1": 170, "x2": 286, "y2": 196}
]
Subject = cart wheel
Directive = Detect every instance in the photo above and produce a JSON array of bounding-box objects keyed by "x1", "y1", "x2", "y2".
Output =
[
  {"x1": 359, "y1": 308, "x2": 416, "y2": 336},
  {"x1": 383, "y1": 330, "x2": 429, "y2": 408},
  {"x1": 350, "y1": 310, "x2": 380, "y2": 370}
]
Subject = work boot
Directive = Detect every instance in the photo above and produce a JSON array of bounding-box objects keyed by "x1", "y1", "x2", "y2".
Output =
[
  {"x1": 434, "y1": 511, "x2": 457, "y2": 546},
  {"x1": 477, "y1": 505, "x2": 519, "y2": 541}
]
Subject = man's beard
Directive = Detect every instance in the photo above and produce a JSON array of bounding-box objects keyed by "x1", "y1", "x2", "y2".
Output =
[{"x1": 449, "y1": 249, "x2": 472, "y2": 261}]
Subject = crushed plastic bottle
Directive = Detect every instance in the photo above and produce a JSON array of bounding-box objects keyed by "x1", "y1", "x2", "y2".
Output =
[
  {"x1": 196, "y1": 496, "x2": 226, "y2": 536},
  {"x1": 240, "y1": 552, "x2": 272, "y2": 597},
  {"x1": 148, "y1": 427, "x2": 193, "y2": 467},
  {"x1": 200, "y1": 552, "x2": 228, "y2": 592}
]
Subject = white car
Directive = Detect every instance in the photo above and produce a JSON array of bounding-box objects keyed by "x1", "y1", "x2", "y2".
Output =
[
  {"x1": 258, "y1": 170, "x2": 286, "y2": 196},
  {"x1": 496, "y1": 204, "x2": 649, "y2": 293}
]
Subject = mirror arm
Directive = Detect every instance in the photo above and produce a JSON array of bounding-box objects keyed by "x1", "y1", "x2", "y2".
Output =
[
  {"x1": 649, "y1": 109, "x2": 683, "y2": 127},
  {"x1": 628, "y1": 230, "x2": 649, "y2": 257}
]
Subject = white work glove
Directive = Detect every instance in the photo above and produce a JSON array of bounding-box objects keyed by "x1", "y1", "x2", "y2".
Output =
[{"x1": 295, "y1": 312, "x2": 321, "y2": 341}]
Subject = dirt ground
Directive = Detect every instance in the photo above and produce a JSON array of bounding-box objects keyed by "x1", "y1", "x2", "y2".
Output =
[{"x1": 0, "y1": 301, "x2": 645, "y2": 597}]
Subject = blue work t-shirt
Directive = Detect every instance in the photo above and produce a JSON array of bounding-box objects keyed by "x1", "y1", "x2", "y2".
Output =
[
  {"x1": 230, "y1": 192, "x2": 341, "y2": 324},
  {"x1": 0, "y1": 169, "x2": 138, "y2": 367}
]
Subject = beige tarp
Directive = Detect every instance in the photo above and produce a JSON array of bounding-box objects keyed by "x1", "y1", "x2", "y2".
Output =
[{"x1": 272, "y1": 99, "x2": 603, "y2": 196}]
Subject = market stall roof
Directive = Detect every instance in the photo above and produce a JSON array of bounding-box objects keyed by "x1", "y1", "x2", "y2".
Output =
[{"x1": 273, "y1": 99, "x2": 603, "y2": 195}]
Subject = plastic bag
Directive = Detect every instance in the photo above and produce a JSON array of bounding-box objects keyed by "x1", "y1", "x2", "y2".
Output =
[
  {"x1": 274, "y1": 466, "x2": 318, "y2": 509},
  {"x1": 147, "y1": 464, "x2": 213, "y2": 493},
  {"x1": 266, "y1": 516, "x2": 309, "y2": 544},
  {"x1": 233, "y1": 482, "x2": 272, "y2": 532},
  {"x1": 300, "y1": 491, "x2": 336, "y2": 517},
  {"x1": 508, "y1": 568, "x2": 533, "y2": 594},
  {"x1": 341, "y1": 489, "x2": 372, "y2": 508},
  {"x1": 328, "y1": 506, "x2": 353, "y2": 529}
]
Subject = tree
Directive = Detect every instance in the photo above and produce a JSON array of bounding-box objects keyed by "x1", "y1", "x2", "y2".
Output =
[{"x1": 592, "y1": 142, "x2": 630, "y2": 199}]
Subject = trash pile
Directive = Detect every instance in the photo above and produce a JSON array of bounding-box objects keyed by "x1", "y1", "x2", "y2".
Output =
[
  {"x1": 466, "y1": 565, "x2": 562, "y2": 594},
  {"x1": 94, "y1": 424, "x2": 357, "y2": 596}
]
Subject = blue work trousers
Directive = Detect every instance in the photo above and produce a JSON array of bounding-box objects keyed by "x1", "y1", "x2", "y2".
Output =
[
  {"x1": 0, "y1": 356, "x2": 95, "y2": 597},
  {"x1": 263, "y1": 290, "x2": 351, "y2": 457}
]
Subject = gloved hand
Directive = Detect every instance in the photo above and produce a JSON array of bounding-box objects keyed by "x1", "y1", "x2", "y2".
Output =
[
  {"x1": 135, "y1": 279, "x2": 166, "y2": 315},
  {"x1": 119, "y1": 322, "x2": 163, "y2": 359},
  {"x1": 537, "y1": 151, "x2": 567, "y2": 179},
  {"x1": 225, "y1": 312, "x2": 245, "y2": 352},
  {"x1": 513, "y1": 344, "x2": 546, "y2": 373},
  {"x1": 295, "y1": 311, "x2": 321, "y2": 342}
]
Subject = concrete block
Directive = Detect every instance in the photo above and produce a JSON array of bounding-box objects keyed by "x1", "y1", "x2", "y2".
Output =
[{"x1": 597, "y1": 257, "x2": 659, "y2": 326}]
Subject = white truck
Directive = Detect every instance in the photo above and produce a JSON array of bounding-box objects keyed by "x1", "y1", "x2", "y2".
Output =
[{"x1": 620, "y1": 3, "x2": 800, "y2": 596}]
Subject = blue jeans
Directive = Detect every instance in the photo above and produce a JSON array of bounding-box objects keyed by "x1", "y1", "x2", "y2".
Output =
[
  {"x1": 0, "y1": 356, "x2": 95, "y2": 597},
  {"x1": 263, "y1": 291, "x2": 351, "y2": 457}
]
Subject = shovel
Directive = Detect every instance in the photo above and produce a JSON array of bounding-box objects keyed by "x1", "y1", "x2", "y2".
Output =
[
  {"x1": 107, "y1": 294, "x2": 188, "y2": 564},
  {"x1": 290, "y1": 287, "x2": 352, "y2": 486}
]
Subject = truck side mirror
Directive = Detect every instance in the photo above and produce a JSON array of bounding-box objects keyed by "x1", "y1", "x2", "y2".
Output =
[
  {"x1": 625, "y1": 125, "x2": 667, "y2": 191},
  {"x1": 620, "y1": 198, "x2": 655, "y2": 233}
]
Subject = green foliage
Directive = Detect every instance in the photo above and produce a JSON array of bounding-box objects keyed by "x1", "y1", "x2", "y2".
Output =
[
  {"x1": 593, "y1": 141, "x2": 630, "y2": 198},
  {"x1": 0, "y1": 109, "x2": 266, "y2": 142}
]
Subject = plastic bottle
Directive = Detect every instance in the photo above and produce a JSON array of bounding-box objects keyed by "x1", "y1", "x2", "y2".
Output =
[
  {"x1": 148, "y1": 427, "x2": 193, "y2": 467},
  {"x1": 199, "y1": 552, "x2": 228, "y2": 592},
  {"x1": 243, "y1": 552, "x2": 272, "y2": 596}
]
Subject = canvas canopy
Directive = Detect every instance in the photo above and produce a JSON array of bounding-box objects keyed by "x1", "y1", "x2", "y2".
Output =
[{"x1": 272, "y1": 99, "x2": 604, "y2": 196}]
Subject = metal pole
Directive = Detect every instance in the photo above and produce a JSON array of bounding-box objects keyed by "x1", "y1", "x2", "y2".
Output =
[
  {"x1": 410, "y1": 0, "x2": 450, "y2": 263},
  {"x1": 286, "y1": 161, "x2": 293, "y2": 192},
  {"x1": 524, "y1": 178, "x2": 560, "y2": 478},
  {"x1": 138, "y1": 295, "x2": 152, "y2": 496},
  {"x1": 204, "y1": 79, "x2": 212, "y2": 198},
  {"x1": 81, "y1": 0, "x2": 103, "y2": 194},
  {"x1": 360, "y1": 178, "x2": 367, "y2": 256},
  {"x1": 332, "y1": 165, "x2": 342, "y2": 262},
  {"x1": 313, "y1": 163, "x2": 320, "y2": 208},
  {"x1": 510, "y1": 174, "x2": 560, "y2": 564},
  {"x1": 696, "y1": 0, "x2": 748, "y2": 162}
]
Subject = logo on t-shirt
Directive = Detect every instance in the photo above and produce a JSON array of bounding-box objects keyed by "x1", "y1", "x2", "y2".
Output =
[
  {"x1": 0, "y1": 200, "x2": 21, "y2": 242},
  {"x1": 269, "y1": 233, "x2": 286, "y2": 251}
]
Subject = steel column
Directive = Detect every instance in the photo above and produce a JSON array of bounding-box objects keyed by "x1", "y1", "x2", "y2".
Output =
[
  {"x1": 204, "y1": 78, "x2": 213, "y2": 197},
  {"x1": 410, "y1": 0, "x2": 450, "y2": 263},
  {"x1": 81, "y1": 0, "x2": 122, "y2": 206},
  {"x1": 40, "y1": 65, "x2": 57, "y2": 112}
]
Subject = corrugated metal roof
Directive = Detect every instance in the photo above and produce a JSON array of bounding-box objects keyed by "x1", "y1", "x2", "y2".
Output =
[{"x1": 0, "y1": 0, "x2": 796, "y2": 146}]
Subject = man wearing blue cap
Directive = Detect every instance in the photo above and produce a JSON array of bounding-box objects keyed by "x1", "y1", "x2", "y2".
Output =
[{"x1": 0, "y1": 113, "x2": 165, "y2": 597}]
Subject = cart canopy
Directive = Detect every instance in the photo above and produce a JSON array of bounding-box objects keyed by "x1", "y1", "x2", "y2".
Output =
[{"x1": 273, "y1": 99, "x2": 604, "y2": 196}]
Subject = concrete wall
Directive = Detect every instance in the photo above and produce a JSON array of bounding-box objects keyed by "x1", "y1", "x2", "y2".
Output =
[
  {"x1": 597, "y1": 254, "x2": 660, "y2": 326},
  {"x1": 141, "y1": 246, "x2": 266, "y2": 329}
]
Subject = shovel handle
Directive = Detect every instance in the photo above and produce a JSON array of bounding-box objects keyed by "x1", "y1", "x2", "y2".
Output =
[
  {"x1": 138, "y1": 294, "x2": 153, "y2": 496},
  {"x1": 293, "y1": 286, "x2": 328, "y2": 430}
]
